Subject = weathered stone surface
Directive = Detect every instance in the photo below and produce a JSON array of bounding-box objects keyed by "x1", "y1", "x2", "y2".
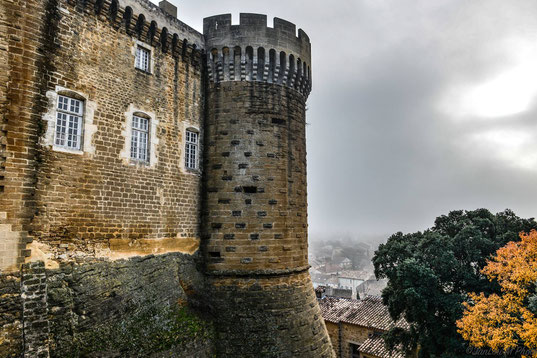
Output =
[
  {"x1": 0, "y1": 272, "x2": 23, "y2": 358},
  {"x1": 202, "y1": 82, "x2": 309, "y2": 274},
  {"x1": 208, "y1": 272, "x2": 333, "y2": 358},
  {"x1": 0, "y1": 0, "x2": 332, "y2": 355},
  {"x1": 22, "y1": 253, "x2": 214, "y2": 358}
]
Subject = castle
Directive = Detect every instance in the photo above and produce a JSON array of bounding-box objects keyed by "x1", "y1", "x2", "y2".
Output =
[{"x1": 0, "y1": 0, "x2": 334, "y2": 356}]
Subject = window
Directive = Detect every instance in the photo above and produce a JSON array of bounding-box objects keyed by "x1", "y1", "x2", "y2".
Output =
[
  {"x1": 185, "y1": 130, "x2": 198, "y2": 170},
  {"x1": 349, "y1": 343, "x2": 360, "y2": 358},
  {"x1": 135, "y1": 46, "x2": 150, "y2": 72},
  {"x1": 54, "y1": 95, "x2": 83, "y2": 150},
  {"x1": 130, "y1": 115, "x2": 149, "y2": 162}
]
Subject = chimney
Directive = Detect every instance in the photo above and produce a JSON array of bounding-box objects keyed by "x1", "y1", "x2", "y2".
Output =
[{"x1": 158, "y1": 0, "x2": 177, "y2": 18}]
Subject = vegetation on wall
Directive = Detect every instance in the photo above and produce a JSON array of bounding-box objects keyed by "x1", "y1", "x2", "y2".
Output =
[
  {"x1": 372, "y1": 209, "x2": 537, "y2": 358},
  {"x1": 53, "y1": 305, "x2": 214, "y2": 358}
]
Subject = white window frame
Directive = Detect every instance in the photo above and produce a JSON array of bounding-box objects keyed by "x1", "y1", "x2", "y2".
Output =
[
  {"x1": 130, "y1": 115, "x2": 150, "y2": 163},
  {"x1": 42, "y1": 87, "x2": 97, "y2": 156},
  {"x1": 120, "y1": 105, "x2": 158, "y2": 167},
  {"x1": 185, "y1": 129, "x2": 199, "y2": 170},
  {"x1": 54, "y1": 95, "x2": 84, "y2": 150},
  {"x1": 135, "y1": 45, "x2": 151, "y2": 72}
]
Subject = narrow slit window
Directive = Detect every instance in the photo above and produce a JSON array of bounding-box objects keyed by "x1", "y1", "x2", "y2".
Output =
[
  {"x1": 54, "y1": 95, "x2": 83, "y2": 150},
  {"x1": 130, "y1": 115, "x2": 149, "y2": 162},
  {"x1": 135, "y1": 46, "x2": 150, "y2": 72},
  {"x1": 185, "y1": 130, "x2": 198, "y2": 170}
]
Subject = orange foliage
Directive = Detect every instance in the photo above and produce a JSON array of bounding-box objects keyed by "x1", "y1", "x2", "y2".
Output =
[{"x1": 457, "y1": 230, "x2": 537, "y2": 357}]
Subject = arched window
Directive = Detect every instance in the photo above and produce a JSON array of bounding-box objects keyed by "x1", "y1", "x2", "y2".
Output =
[
  {"x1": 296, "y1": 58, "x2": 302, "y2": 88},
  {"x1": 257, "y1": 47, "x2": 265, "y2": 81},
  {"x1": 94, "y1": 0, "x2": 104, "y2": 14},
  {"x1": 278, "y1": 51, "x2": 286, "y2": 84},
  {"x1": 210, "y1": 48, "x2": 218, "y2": 82},
  {"x1": 171, "y1": 34, "x2": 179, "y2": 55},
  {"x1": 233, "y1": 46, "x2": 241, "y2": 80},
  {"x1": 135, "y1": 14, "x2": 145, "y2": 38},
  {"x1": 109, "y1": 0, "x2": 118, "y2": 22},
  {"x1": 182, "y1": 39, "x2": 188, "y2": 58},
  {"x1": 288, "y1": 54, "x2": 295, "y2": 86},
  {"x1": 268, "y1": 49, "x2": 276, "y2": 83},
  {"x1": 222, "y1": 47, "x2": 230, "y2": 81},
  {"x1": 246, "y1": 46, "x2": 254, "y2": 81},
  {"x1": 123, "y1": 6, "x2": 132, "y2": 34},
  {"x1": 147, "y1": 21, "x2": 157, "y2": 44},
  {"x1": 160, "y1": 27, "x2": 168, "y2": 53},
  {"x1": 130, "y1": 112, "x2": 151, "y2": 163}
]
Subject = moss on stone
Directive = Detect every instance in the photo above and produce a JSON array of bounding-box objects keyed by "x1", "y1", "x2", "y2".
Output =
[{"x1": 52, "y1": 305, "x2": 214, "y2": 358}]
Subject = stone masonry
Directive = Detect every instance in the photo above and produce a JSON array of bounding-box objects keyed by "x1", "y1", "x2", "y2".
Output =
[
  {"x1": 0, "y1": 0, "x2": 333, "y2": 355},
  {"x1": 201, "y1": 14, "x2": 332, "y2": 357}
]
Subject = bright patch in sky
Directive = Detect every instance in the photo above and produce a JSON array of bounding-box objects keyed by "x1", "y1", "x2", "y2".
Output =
[
  {"x1": 471, "y1": 129, "x2": 537, "y2": 170},
  {"x1": 441, "y1": 41, "x2": 537, "y2": 119},
  {"x1": 461, "y1": 64, "x2": 537, "y2": 117}
]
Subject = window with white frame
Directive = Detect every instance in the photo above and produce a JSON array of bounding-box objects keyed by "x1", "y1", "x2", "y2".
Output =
[
  {"x1": 130, "y1": 115, "x2": 150, "y2": 162},
  {"x1": 54, "y1": 95, "x2": 83, "y2": 150},
  {"x1": 135, "y1": 46, "x2": 150, "y2": 72},
  {"x1": 185, "y1": 130, "x2": 198, "y2": 170}
]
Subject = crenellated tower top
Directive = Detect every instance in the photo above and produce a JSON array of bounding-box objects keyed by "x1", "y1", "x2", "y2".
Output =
[{"x1": 203, "y1": 14, "x2": 312, "y2": 98}]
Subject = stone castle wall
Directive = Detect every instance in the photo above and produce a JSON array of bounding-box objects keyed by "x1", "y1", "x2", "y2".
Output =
[
  {"x1": 27, "y1": 0, "x2": 204, "y2": 264},
  {"x1": 0, "y1": 0, "x2": 48, "y2": 271},
  {"x1": 0, "y1": 0, "x2": 334, "y2": 355},
  {"x1": 202, "y1": 81, "x2": 309, "y2": 273}
]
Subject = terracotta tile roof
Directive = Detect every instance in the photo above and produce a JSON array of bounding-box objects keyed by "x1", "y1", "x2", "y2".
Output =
[
  {"x1": 318, "y1": 296, "x2": 409, "y2": 331},
  {"x1": 359, "y1": 335, "x2": 405, "y2": 358}
]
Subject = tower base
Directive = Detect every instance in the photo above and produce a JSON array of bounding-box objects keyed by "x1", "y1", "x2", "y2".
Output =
[{"x1": 207, "y1": 271, "x2": 335, "y2": 357}]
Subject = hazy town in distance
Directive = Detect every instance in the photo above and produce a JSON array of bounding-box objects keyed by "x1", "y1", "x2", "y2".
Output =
[{"x1": 308, "y1": 233, "x2": 388, "y2": 298}]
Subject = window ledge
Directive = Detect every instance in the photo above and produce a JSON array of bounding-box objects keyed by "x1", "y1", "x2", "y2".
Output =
[
  {"x1": 134, "y1": 67, "x2": 152, "y2": 75},
  {"x1": 184, "y1": 168, "x2": 201, "y2": 175},
  {"x1": 129, "y1": 159, "x2": 151, "y2": 167},
  {"x1": 52, "y1": 145, "x2": 84, "y2": 155}
]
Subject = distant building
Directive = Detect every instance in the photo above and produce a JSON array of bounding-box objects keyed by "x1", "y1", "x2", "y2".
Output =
[
  {"x1": 341, "y1": 257, "x2": 353, "y2": 269},
  {"x1": 319, "y1": 296, "x2": 412, "y2": 358},
  {"x1": 338, "y1": 276, "x2": 365, "y2": 299}
]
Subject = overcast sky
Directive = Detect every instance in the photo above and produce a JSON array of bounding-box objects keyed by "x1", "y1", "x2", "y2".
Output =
[{"x1": 157, "y1": 0, "x2": 537, "y2": 240}]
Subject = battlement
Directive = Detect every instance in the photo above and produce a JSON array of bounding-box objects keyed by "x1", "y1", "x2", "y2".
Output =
[
  {"x1": 120, "y1": 0, "x2": 204, "y2": 47},
  {"x1": 57, "y1": 0, "x2": 205, "y2": 67},
  {"x1": 203, "y1": 14, "x2": 312, "y2": 98}
]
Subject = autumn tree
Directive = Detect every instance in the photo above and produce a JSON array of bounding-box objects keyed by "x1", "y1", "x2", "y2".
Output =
[
  {"x1": 457, "y1": 230, "x2": 537, "y2": 356},
  {"x1": 373, "y1": 209, "x2": 537, "y2": 358}
]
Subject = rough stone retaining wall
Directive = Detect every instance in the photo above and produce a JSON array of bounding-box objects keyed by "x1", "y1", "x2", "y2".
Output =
[
  {"x1": 0, "y1": 272, "x2": 23, "y2": 358},
  {"x1": 1, "y1": 253, "x2": 215, "y2": 357}
]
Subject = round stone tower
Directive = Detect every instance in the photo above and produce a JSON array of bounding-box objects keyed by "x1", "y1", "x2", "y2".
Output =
[{"x1": 202, "y1": 13, "x2": 334, "y2": 357}]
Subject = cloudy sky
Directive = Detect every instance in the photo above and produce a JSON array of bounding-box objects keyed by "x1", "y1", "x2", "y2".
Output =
[{"x1": 158, "y1": 0, "x2": 537, "y2": 240}]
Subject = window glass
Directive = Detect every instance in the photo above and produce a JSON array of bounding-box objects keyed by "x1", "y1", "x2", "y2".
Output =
[
  {"x1": 130, "y1": 115, "x2": 149, "y2": 162},
  {"x1": 185, "y1": 130, "x2": 198, "y2": 169},
  {"x1": 55, "y1": 95, "x2": 83, "y2": 150},
  {"x1": 135, "y1": 46, "x2": 150, "y2": 72}
]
